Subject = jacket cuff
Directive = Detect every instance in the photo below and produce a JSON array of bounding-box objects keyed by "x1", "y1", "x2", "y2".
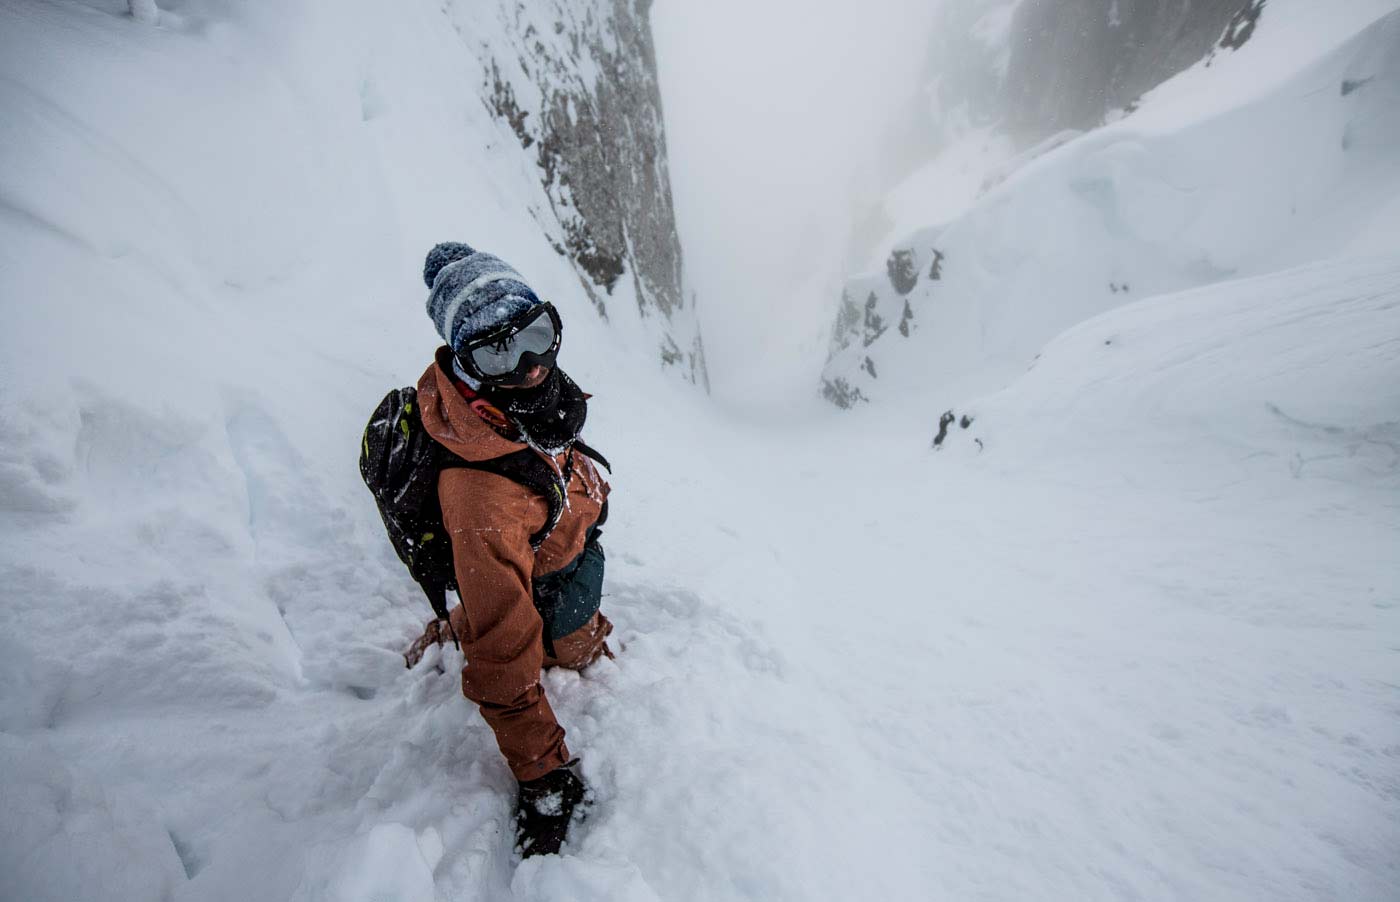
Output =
[{"x1": 510, "y1": 739, "x2": 572, "y2": 783}]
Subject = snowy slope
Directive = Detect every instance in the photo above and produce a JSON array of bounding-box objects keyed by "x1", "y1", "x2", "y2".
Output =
[
  {"x1": 825, "y1": 2, "x2": 1400, "y2": 412},
  {"x1": 0, "y1": 0, "x2": 692, "y2": 898},
  {"x1": 0, "y1": 0, "x2": 685, "y2": 733},
  {"x1": 8, "y1": 249, "x2": 1398, "y2": 900},
  {"x1": 2, "y1": 2, "x2": 1399, "y2": 902}
]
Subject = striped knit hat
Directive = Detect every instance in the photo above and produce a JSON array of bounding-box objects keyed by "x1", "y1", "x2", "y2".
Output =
[{"x1": 423, "y1": 242, "x2": 545, "y2": 353}]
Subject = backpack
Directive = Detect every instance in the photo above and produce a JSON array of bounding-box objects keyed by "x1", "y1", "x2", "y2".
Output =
[{"x1": 359, "y1": 386, "x2": 609, "y2": 648}]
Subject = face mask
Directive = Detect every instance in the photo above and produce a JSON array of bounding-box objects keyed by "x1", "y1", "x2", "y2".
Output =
[{"x1": 485, "y1": 367, "x2": 588, "y2": 456}]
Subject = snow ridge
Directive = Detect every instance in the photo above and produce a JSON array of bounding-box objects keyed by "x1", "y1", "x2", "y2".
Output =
[{"x1": 825, "y1": 3, "x2": 1400, "y2": 413}]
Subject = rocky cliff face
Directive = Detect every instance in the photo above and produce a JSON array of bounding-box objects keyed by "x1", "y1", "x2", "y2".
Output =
[
  {"x1": 478, "y1": 0, "x2": 707, "y2": 387},
  {"x1": 910, "y1": 0, "x2": 1267, "y2": 153},
  {"x1": 1003, "y1": 0, "x2": 1262, "y2": 143}
]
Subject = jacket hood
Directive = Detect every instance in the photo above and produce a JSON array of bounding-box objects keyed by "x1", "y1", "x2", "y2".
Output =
[{"x1": 417, "y1": 346, "x2": 527, "y2": 462}]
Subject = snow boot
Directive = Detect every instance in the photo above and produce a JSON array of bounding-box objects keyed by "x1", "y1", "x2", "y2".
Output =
[{"x1": 515, "y1": 763, "x2": 588, "y2": 858}]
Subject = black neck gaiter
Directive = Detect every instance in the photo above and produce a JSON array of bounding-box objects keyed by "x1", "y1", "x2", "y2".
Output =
[{"x1": 485, "y1": 367, "x2": 588, "y2": 456}]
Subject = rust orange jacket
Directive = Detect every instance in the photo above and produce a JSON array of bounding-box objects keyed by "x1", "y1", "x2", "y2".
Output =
[{"x1": 417, "y1": 348, "x2": 610, "y2": 780}]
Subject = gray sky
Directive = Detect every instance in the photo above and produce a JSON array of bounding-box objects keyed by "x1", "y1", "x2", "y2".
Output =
[{"x1": 653, "y1": 1, "x2": 940, "y2": 405}]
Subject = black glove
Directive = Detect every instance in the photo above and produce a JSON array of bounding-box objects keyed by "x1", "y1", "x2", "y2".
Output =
[{"x1": 515, "y1": 763, "x2": 588, "y2": 858}]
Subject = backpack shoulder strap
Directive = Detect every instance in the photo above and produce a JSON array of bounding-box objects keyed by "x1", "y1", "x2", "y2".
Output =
[
  {"x1": 572, "y1": 439, "x2": 611, "y2": 472},
  {"x1": 439, "y1": 448, "x2": 566, "y2": 551}
]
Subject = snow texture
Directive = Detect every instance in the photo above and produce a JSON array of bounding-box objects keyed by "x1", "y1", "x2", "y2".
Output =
[
  {"x1": 829, "y1": 1, "x2": 1400, "y2": 414},
  {"x1": 1, "y1": 1, "x2": 1398, "y2": 901}
]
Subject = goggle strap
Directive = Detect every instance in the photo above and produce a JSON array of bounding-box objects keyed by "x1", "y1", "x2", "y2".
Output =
[{"x1": 467, "y1": 304, "x2": 555, "y2": 351}]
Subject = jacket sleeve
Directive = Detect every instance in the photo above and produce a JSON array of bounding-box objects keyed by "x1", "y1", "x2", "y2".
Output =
[{"x1": 439, "y1": 469, "x2": 570, "y2": 782}]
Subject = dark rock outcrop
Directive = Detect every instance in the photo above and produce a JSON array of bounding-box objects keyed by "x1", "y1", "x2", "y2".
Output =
[
  {"x1": 820, "y1": 376, "x2": 869, "y2": 409},
  {"x1": 1218, "y1": 1, "x2": 1267, "y2": 52},
  {"x1": 887, "y1": 248, "x2": 919, "y2": 295},
  {"x1": 862, "y1": 292, "x2": 887, "y2": 347}
]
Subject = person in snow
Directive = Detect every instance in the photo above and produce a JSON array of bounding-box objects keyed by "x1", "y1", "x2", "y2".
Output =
[{"x1": 404, "y1": 242, "x2": 612, "y2": 858}]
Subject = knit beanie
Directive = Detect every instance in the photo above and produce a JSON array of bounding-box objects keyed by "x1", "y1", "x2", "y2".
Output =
[{"x1": 423, "y1": 242, "x2": 545, "y2": 354}]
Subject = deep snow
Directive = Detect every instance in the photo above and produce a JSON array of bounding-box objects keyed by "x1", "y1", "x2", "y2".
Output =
[
  {"x1": 2, "y1": 2, "x2": 1398, "y2": 901},
  {"x1": 827, "y1": 0, "x2": 1400, "y2": 414}
]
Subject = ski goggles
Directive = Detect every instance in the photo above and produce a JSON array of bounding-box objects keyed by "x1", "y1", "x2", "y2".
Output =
[{"x1": 456, "y1": 303, "x2": 562, "y2": 384}]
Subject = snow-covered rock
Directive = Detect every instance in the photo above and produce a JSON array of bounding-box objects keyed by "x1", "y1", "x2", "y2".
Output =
[
  {"x1": 481, "y1": 0, "x2": 707, "y2": 385},
  {"x1": 824, "y1": 2, "x2": 1400, "y2": 411},
  {"x1": 914, "y1": 0, "x2": 1261, "y2": 152},
  {"x1": 1002, "y1": 0, "x2": 1257, "y2": 142}
]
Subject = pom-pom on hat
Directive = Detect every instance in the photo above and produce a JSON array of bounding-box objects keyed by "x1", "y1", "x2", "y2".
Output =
[{"x1": 423, "y1": 242, "x2": 545, "y2": 353}]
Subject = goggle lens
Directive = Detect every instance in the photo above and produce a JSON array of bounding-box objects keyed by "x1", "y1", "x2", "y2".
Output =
[{"x1": 468, "y1": 309, "x2": 558, "y2": 377}]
